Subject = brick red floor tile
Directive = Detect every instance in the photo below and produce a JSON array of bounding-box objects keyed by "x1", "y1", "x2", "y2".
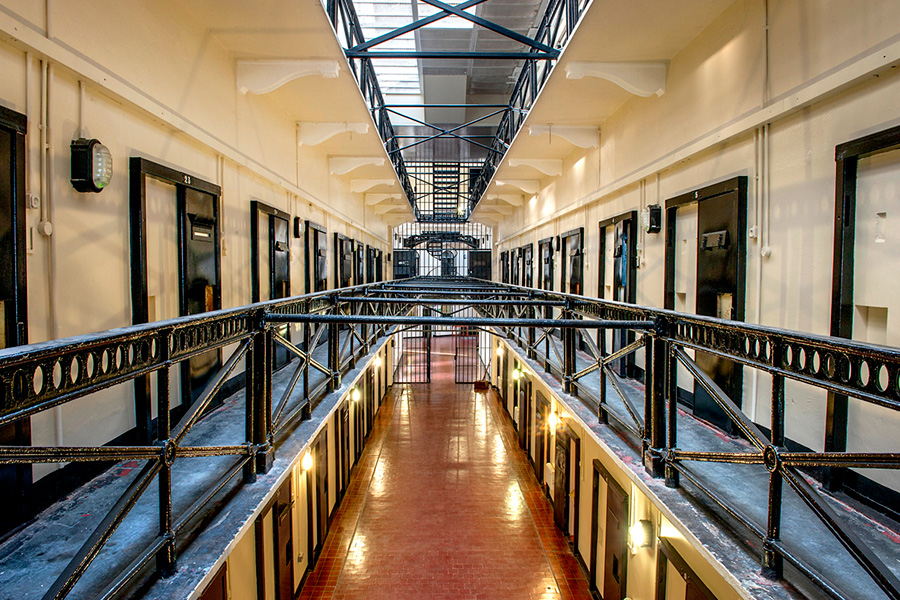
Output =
[{"x1": 299, "y1": 339, "x2": 592, "y2": 599}]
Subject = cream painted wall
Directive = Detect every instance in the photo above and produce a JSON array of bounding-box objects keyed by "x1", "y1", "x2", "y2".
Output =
[
  {"x1": 0, "y1": 0, "x2": 395, "y2": 480},
  {"x1": 226, "y1": 524, "x2": 258, "y2": 600},
  {"x1": 494, "y1": 0, "x2": 900, "y2": 491}
]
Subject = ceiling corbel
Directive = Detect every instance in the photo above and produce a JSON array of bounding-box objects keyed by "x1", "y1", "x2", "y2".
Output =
[
  {"x1": 495, "y1": 179, "x2": 540, "y2": 195},
  {"x1": 351, "y1": 179, "x2": 396, "y2": 193},
  {"x1": 237, "y1": 60, "x2": 340, "y2": 95},
  {"x1": 297, "y1": 122, "x2": 369, "y2": 146},
  {"x1": 365, "y1": 193, "x2": 398, "y2": 206},
  {"x1": 479, "y1": 203, "x2": 513, "y2": 216},
  {"x1": 527, "y1": 125, "x2": 599, "y2": 149},
  {"x1": 565, "y1": 61, "x2": 667, "y2": 97},
  {"x1": 330, "y1": 156, "x2": 385, "y2": 175},
  {"x1": 373, "y1": 203, "x2": 408, "y2": 216},
  {"x1": 486, "y1": 194, "x2": 524, "y2": 207},
  {"x1": 508, "y1": 158, "x2": 562, "y2": 177}
]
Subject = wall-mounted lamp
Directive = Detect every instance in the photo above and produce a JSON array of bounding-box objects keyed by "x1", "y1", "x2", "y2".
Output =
[
  {"x1": 512, "y1": 367, "x2": 522, "y2": 380},
  {"x1": 374, "y1": 355, "x2": 383, "y2": 368},
  {"x1": 70, "y1": 138, "x2": 113, "y2": 192},
  {"x1": 301, "y1": 450, "x2": 313, "y2": 471},
  {"x1": 351, "y1": 387, "x2": 361, "y2": 402},
  {"x1": 496, "y1": 346, "x2": 504, "y2": 357},
  {"x1": 628, "y1": 519, "x2": 654, "y2": 551},
  {"x1": 548, "y1": 411, "x2": 560, "y2": 431}
]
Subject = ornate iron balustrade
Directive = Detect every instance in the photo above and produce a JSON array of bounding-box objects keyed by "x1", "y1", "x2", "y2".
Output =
[
  {"x1": 0, "y1": 282, "x2": 430, "y2": 600},
  {"x1": 3, "y1": 276, "x2": 899, "y2": 599},
  {"x1": 471, "y1": 279, "x2": 900, "y2": 600}
]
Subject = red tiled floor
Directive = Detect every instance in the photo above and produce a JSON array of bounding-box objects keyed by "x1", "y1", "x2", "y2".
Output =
[{"x1": 299, "y1": 339, "x2": 592, "y2": 599}]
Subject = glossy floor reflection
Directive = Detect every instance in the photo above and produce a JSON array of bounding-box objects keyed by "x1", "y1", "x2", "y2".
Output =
[{"x1": 300, "y1": 339, "x2": 591, "y2": 600}]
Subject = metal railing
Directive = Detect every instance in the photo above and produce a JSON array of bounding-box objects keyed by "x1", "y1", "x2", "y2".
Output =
[
  {"x1": 324, "y1": 0, "x2": 589, "y2": 218},
  {"x1": 467, "y1": 0, "x2": 589, "y2": 208},
  {"x1": 0, "y1": 282, "x2": 425, "y2": 600},
  {"x1": 473, "y1": 279, "x2": 900, "y2": 600},
  {"x1": 3, "y1": 277, "x2": 898, "y2": 599}
]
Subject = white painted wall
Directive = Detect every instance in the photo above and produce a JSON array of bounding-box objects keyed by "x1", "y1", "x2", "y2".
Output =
[
  {"x1": 0, "y1": 0, "x2": 394, "y2": 481},
  {"x1": 493, "y1": 0, "x2": 900, "y2": 491}
]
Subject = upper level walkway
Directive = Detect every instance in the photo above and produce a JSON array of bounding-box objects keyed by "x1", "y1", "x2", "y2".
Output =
[{"x1": 0, "y1": 277, "x2": 898, "y2": 600}]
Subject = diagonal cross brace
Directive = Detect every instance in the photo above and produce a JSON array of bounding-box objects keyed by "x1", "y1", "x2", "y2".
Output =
[
  {"x1": 418, "y1": 0, "x2": 558, "y2": 55},
  {"x1": 348, "y1": 0, "x2": 488, "y2": 52}
]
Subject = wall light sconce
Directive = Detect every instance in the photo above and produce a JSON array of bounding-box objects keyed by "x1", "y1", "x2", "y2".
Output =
[
  {"x1": 351, "y1": 387, "x2": 361, "y2": 402},
  {"x1": 629, "y1": 519, "x2": 654, "y2": 551},
  {"x1": 70, "y1": 138, "x2": 113, "y2": 192},
  {"x1": 496, "y1": 346, "x2": 504, "y2": 357},
  {"x1": 301, "y1": 451, "x2": 313, "y2": 471},
  {"x1": 548, "y1": 411, "x2": 560, "y2": 431},
  {"x1": 374, "y1": 355, "x2": 382, "y2": 368},
  {"x1": 512, "y1": 367, "x2": 522, "y2": 380}
]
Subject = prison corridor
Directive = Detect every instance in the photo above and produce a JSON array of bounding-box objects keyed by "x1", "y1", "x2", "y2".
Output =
[{"x1": 298, "y1": 338, "x2": 592, "y2": 599}]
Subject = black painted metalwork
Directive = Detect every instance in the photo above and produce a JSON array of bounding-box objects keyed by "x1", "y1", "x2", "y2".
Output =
[{"x1": 2, "y1": 276, "x2": 899, "y2": 598}]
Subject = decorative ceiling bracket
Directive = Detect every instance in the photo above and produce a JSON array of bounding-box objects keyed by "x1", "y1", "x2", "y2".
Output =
[
  {"x1": 351, "y1": 179, "x2": 396, "y2": 193},
  {"x1": 330, "y1": 156, "x2": 385, "y2": 175},
  {"x1": 486, "y1": 194, "x2": 524, "y2": 206},
  {"x1": 479, "y1": 203, "x2": 513, "y2": 216},
  {"x1": 565, "y1": 61, "x2": 667, "y2": 97},
  {"x1": 297, "y1": 122, "x2": 369, "y2": 146},
  {"x1": 365, "y1": 193, "x2": 399, "y2": 206},
  {"x1": 508, "y1": 158, "x2": 562, "y2": 177},
  {"x1": 527, "y1": 125, "x2": 599, "y2": 148},
  {"x1": 373, "y1": 202, "x2": 409, "y2": 215},
  {"x1": 495, "y1": 179, "x2": 540, "y2": 195},
  {"x1": 238, "y1": 60, "x2": 340, "y2": 95}
]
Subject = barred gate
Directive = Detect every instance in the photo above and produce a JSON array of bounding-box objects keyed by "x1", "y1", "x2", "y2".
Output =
[{"x1": 393, "y1": 307, "x2": 490, "y2": 384}]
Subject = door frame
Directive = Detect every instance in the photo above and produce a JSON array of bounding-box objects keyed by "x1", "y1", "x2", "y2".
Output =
[
  {"x1": 655, "y1": 536, "x2": 716, "y2": 600},
  {"x1": 663, "y1": 176, "x2": 747, "y2": 420},
  {"x1": 304, "y1": 221, "x2": 327, "y2": 293},
  {"x1": 827, "y1": 125, "x2": 900, "y2": 487},
  {"x1": 599, "y1": 211, "x2": 638, "y2": 377},
  {"x1": 334, "y1": 233, "x2": 353, "y2": 288},
  {"x1": 590, "y1": 458, "x2": 629, "y2": 598},
  {"x1": 250, "y1": 200, "x2": 291, "y2": 303},
  {"x1": 0, "y1": 106, "x2": 29, "y2": 535},
  {"x1": 129, "y1": 157, "x2": 222, "y2": 444}
]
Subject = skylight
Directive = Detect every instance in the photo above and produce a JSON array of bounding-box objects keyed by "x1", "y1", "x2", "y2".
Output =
[{"x1": 352, "y1": 0, "x2": 479, "y2": 94}]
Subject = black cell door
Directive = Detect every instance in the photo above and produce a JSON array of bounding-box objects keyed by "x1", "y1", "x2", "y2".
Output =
[
  {"x1": 305, "y1": 221, "x2": 327, "y2": 293},
  {"x1": 517, "y1": 378, "x2": 531, "y2": 451},
  {"x1": 500, "y1": 250, "x2": 510, "y2": 283},
  {"x1": 130, "y1": 158, "x2": 223, "y2": 442},
  {"x1": 335, "y1": 234, "x2": 353, "y2": 288},
  {"x1": 354, "y1": 241, "x2": 364, "y2": 285},
  {"x1": 534, "y1": 392, "x2": 550, "y2": 485},
  {"x1": 252, "y1": 201, "x2": 291, "y2": 368},
  {"x1": 272, "y1": 478, "x2": 294, "y2": 600},
  {"x1": 554, "y1": 428, "x2": 570, "y2": 531},
  {"x1": 561, "y1": 229, "x2": 584, "y2": 295},
  {"x1": 604, "y1": 477, "x2": 628, "y2": 600},
  {"x1": 521, "y1": 244, "x2": 533, "y2": 287},
  {"x1": 393, "y1": 249, "x2": 418, "y2": 279},
  {"x1": 180, "y1": 187, "x2": 223, "y2": 407},
  {"x1": 314, "y1": 432, "x2": 328, "y2": 557},
  {"x1": 366, "y1": 245, "x2": 376, "y2": 284},
  {"x1": 511, "y1": 248, "x2": 521, "y2": 285},
  {"x1": 468, "y1": 250, "x2": 491, "y2": 279},
  {"x1": 0, "y1": 107, "x2": 28, "y2": 536},
  {"x1": 665, "y1": 178, "x2": 747, "y2": 433},
  {"x1": 600, "y1": 212, "x2": 637, "y2": 377}
]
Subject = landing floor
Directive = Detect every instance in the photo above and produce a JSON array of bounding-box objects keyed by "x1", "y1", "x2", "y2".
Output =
[{"x1": 300, "y1": 344, "x2": 592, "y2": 600}]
